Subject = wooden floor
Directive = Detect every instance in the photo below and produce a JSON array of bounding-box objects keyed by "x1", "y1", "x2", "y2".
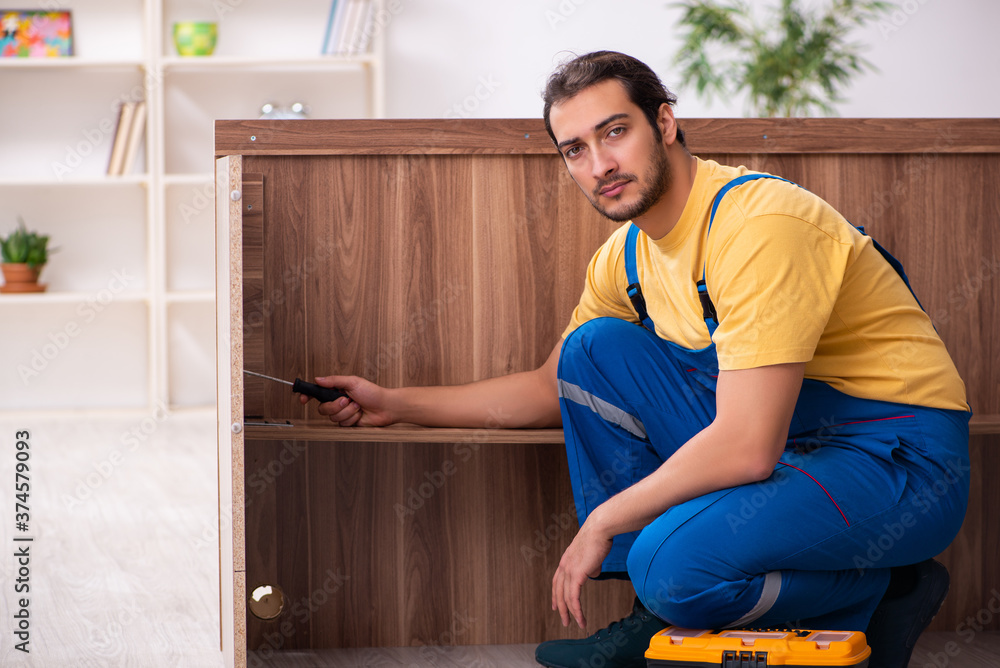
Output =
[
  {"x1": 252, "y1": 631, "x2": 1000, "y2": 667},
  {"x1": 0, "y1": 411, "x2": 996, "y2": 667}
]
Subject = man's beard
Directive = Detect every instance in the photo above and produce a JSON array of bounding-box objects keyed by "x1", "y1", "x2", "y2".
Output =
[{"x1": 587, "y1": 143, "x2": 672, "y2": 223}]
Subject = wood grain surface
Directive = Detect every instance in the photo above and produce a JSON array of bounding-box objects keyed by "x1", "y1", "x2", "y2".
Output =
[
  {"x1": 215, "y1": 118, "x2": 1000, "y2": 157},
  {"x1": 225, "y1": 120, "x2": 1000, "y2": 655}
]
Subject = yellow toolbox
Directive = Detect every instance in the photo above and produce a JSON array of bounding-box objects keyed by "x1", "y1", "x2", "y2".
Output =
[{"x1": 645, "y1": 627, "x2": 871, "y2": 667}]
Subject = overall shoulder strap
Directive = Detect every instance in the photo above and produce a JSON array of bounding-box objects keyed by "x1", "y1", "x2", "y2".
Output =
[
  {"x1": 622, "y1": 173, "x2": 793, "y2": 335},
  {"x1": 624, "y1": 223, "x2": 656, "y2": 332},
  {"x1": 699, "y1": 174, "x2": 792, "y2": 334}
]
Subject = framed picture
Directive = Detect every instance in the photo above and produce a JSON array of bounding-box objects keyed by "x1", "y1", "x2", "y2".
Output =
[{"x1": 1, "y1": 10, "x2": 73, "y2": 58}]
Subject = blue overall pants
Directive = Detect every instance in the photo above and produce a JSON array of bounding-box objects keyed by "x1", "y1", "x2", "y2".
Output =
[{"x1": 557, "y1": 176, "x2": 971, "y2": 632}]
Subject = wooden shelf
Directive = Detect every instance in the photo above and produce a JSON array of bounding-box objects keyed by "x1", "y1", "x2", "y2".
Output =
[
  {"x1": 242, "y1": 414, "x2": 1000, "y2": 442},
  {"x1": 971, "y1": 414, "x2": 1000, "y2": 435},
  {"x1": 243, "y1": 420, "x2": 565, "y2": 444}
]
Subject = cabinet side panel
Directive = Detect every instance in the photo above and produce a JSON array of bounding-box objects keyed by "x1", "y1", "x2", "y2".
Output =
[{"x1": 216, "y1": 155, "x2": 246, "y2": 667}]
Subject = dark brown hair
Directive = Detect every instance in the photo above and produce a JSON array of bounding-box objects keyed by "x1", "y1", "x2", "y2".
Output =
[{"x1": 542, "y1": 50, "x2": 686, "y2": 148}]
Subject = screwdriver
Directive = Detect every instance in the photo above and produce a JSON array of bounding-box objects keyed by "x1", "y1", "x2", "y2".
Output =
[{"x1": 243, "y1": 370, "x2": 348, "y2": 403}]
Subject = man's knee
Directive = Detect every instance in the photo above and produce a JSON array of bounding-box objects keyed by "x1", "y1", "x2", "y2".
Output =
[
  {"x1": 627, "y1": 524, "x2": 755, "y2": 630},
  {"x1": 628, "y1": 533, "x2": 712, "y2": 628},
  {"x1": 559, "y1": 318, "x2": 651, "y2": 377}
]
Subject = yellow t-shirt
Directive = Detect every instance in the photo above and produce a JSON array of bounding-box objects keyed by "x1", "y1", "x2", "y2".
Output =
[{"x1": 563, "y1": 158, "x2": 968, "y2": 412}]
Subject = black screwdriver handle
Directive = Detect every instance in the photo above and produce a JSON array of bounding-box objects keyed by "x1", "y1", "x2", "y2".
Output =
[{"x1": 292, "y1": 378, "x2": 348, "y2": 403}]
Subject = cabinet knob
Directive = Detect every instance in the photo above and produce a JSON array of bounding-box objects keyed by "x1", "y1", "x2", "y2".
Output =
[{"x1": 230, "y1": 189, "x2": 242, "y2": 202}]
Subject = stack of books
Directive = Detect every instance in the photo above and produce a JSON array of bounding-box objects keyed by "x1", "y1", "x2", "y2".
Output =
[
  {"x1": 107, "y1": 100, "x2": 146, "y2": 176},
  {"x1": 322, "y1": 0, "x2": 377, "y2": 56}
]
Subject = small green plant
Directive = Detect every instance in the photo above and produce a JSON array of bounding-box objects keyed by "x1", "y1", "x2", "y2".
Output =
[
  {"x1": 672, "y1": 0, "x2": 892, "y2": 117},
  {"x1": 1, "y1": 219, "x2": 52, "y2": 269}
]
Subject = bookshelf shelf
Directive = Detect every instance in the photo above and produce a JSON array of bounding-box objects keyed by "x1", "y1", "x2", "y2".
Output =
[
  {"x1": 0, "y1": 0, "x2": 384, "y2": 413},
  {"x1": 0, "y1": 176, "x2": 149, "y2": 188},
  {"x1": 0, "y1": 291, "x2": 150, "y2": 305},
  {"x1": 165, "y1": 290, "x2": 215, "y2": 304},
  {"x1": 163, "y1": 173, "x2": 213, "y2": 185},
  {"x1": 161, "y1": 54, "x2": 376, "y2": 72},
  {"x1": 0, "y1": 58, "x2": 146, "y2": 70}
]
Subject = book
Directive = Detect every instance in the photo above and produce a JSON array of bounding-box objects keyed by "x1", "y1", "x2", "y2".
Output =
[
  {"x1": 106, "y1": 101, "x2": 135, "y2": 176},
  {"x1": 322, "y1": 0, "x2": 374, "y2": 56},
  {"x1": 354, "y1": 0, "x2": 376, "y2": 54},
  {"x1": 346, "y1": 0, "x2": 367, "y2": 55},
  {"x1": 120, "y1": 101, "x2": 147, "y2": 176},
  {"x1": 321, "y1": 0, "x2": 340, "y2": 54},
  {"x1": 325, "y1": 0, "x2": 349, "y2": 54}
]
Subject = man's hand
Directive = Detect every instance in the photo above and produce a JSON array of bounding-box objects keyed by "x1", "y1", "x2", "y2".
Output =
[
  {"x1": 551, "y1": 512, "x2": 614, "y2": 630},
  {"x1": 299, "y1": 375, "x2": 394, "y2": 427}
]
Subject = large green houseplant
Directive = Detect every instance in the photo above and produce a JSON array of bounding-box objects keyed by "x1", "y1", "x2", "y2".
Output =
[
  {"x1": 672, "y1": 0, "x2": 891, "y2": 117},
  {"x1": 1, "y1": 219, "x2": 53, "y2": 293}
]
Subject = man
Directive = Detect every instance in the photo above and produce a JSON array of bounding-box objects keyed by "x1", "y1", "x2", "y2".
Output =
[{"x1": 306, "y1": 51, "x2": 971, "y2": 668}]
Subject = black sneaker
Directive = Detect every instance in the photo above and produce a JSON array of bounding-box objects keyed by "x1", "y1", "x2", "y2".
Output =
[
  {"x1": 535, "y1": 597, "x2": 667, "y2": 668},
  {"x1": 865, "y1": 559, "x2": 950, "y2": 668}
]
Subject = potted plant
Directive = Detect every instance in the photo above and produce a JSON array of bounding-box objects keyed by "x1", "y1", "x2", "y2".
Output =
[
  {"x1": 1, "y1": 219, "x2": 53, "y2": 293},
  {"x1": 672, "y1": 0, "x2": 891, "y2": 117}
]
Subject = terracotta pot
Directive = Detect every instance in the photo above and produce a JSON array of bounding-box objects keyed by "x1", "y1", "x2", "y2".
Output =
[{"x1": 1, "y1": 263, "x2": 46, "y2": 293}]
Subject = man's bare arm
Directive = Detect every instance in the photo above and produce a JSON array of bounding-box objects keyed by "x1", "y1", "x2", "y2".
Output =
[{"x1": 307, "y1": 339, "x2": 564, "y2": 429}]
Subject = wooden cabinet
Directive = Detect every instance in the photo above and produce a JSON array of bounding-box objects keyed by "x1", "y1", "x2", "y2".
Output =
[{"x1": 216, "y1": 118, "x2": 1000, "y2": 667}]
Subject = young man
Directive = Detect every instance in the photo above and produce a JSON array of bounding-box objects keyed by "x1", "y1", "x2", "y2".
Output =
[{"x1": 307, "y1": 52, "x2": 971, "y2": 668}]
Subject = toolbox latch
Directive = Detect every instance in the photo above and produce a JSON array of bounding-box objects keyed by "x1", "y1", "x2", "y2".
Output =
[{"x1": 722, "y1": 650, "x2": 768, "y2": 667}]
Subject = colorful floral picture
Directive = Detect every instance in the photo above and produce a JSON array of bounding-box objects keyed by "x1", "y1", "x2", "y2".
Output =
[{"x1": 1, "y1": 11, "x2": 73, "y2": 58}]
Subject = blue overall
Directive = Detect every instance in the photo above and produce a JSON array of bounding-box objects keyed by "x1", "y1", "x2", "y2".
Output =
[{"x1": 557, "y1": 175, "x2": 971, "y2": 631}]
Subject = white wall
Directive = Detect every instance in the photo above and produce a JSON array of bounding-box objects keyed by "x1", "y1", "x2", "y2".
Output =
[{"x1": 382, "y1": 0, "x2": 1000, "y2": 120}]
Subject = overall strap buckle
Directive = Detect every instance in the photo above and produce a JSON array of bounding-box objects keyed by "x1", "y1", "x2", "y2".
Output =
[{"x1": 696, "y1": 279, "x2": 718, "y2": 324}]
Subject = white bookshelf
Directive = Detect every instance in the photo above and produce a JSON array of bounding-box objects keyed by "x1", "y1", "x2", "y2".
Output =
[{"x1": 0, "y1": 0, "x2": 385, "y2": 412}]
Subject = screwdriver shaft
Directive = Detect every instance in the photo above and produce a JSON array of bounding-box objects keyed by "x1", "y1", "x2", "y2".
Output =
[{"x1": 243, "y1": 369, "x2": 293, "y2": 386}]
